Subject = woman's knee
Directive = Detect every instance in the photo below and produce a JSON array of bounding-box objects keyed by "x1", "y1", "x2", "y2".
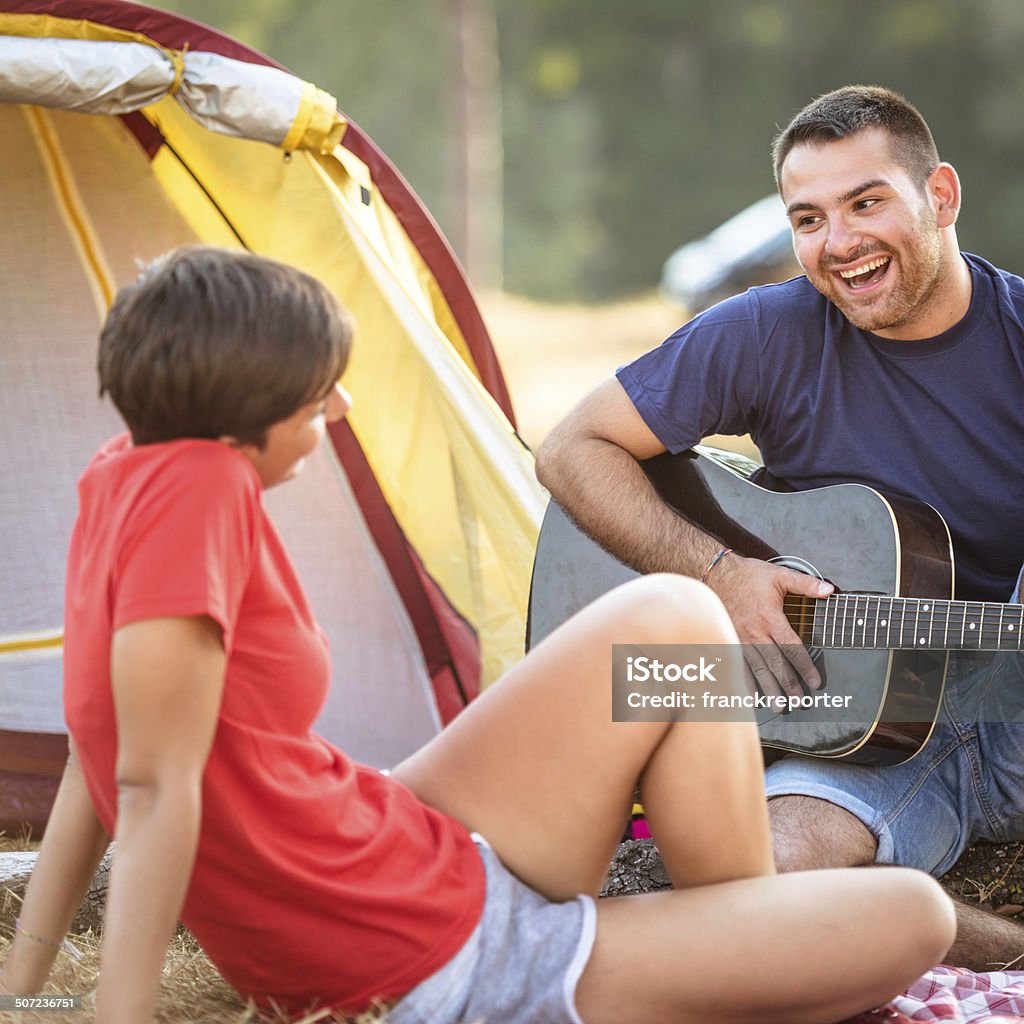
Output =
[
  {"x1": 849, "y1": 868, "x2": 955, "y2": 975},
  {"x1": 884, "y1": 868, "x2": 956, "y2": 966},
  {"x1": 612, "y1": 574, "x2": 736, "y2": 646}
]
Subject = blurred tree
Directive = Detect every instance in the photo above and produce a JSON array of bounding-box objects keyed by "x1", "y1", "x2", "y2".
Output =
[
  {"x1": 447, "y1": 0, "x2": 504, "y2": 289},
  {"x1": 144, "y1": 0, "x2": 1024, "y2": 301}
]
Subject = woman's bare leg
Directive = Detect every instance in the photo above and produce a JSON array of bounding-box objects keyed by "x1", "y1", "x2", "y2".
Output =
[
  {"x1": 393, "y1": 575, "x2": 955, "y2": 1021},
  {"x1": 393, "y1": 574, "x2": 773, "y2": 897},
  {"x1": 577, "y1": 867, "x2": 954, "y2": 1024}
]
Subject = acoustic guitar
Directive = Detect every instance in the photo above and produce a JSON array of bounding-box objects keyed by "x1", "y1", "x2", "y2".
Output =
[{"x1": 527, "y1": 446, "x2": 1023, "y2": 767}]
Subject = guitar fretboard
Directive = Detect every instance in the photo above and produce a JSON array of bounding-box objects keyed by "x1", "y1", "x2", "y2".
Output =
[{"x1": 803, "y1": 594, "x2": 1024, "y2": 651}]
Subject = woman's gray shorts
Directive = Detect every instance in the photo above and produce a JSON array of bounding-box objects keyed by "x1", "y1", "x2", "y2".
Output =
[{"x1": 385, "y1": 835, "x2": 597, "y2": 1024}]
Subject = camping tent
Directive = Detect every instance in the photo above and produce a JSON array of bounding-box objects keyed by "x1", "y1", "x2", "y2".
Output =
[{"x1": 0, "y1": 0, "x2": 545, "y2": 833}]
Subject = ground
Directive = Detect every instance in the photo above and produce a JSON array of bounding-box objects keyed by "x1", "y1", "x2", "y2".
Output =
[{"x1": 943, "y1": 842, "x2": 1024, "y2": 924}]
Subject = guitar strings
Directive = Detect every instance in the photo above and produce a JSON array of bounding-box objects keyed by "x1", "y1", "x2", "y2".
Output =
[{"x1": 778, "y1": 595, "x2": 1022, "y2": 649}]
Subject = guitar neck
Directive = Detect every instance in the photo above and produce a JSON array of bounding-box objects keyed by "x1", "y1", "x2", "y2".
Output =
[{"x1": 785, "y1": 594, "x2": 1024, "y2": 652}]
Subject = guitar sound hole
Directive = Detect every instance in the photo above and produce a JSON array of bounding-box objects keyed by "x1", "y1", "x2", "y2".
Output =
[{"x1": 768, "y1": 554, "x2": 825, "y2": 580}]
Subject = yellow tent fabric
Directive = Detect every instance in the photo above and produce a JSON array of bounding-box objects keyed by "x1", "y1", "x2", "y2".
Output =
[{"x1": 142, "y1": 92, "x2": 545, "y2": 687}]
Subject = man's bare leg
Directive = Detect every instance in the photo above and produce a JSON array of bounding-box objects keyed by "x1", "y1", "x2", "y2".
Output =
[
  {"x1": 770, "y1": 795, "x2": 1024, "y2": 971},
  {"x1": 770, "y1": 795, "x2": 876, "y2": 871}
]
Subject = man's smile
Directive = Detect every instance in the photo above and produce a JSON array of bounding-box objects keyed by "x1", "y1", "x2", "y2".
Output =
[{"x1": 830, "y1": 254, "x2": 892, "y2": 292}]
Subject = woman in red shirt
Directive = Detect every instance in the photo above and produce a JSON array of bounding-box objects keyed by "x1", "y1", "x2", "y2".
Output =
[{"x1": 0, "y1": 247, "x2": 953, "y2": 1024}]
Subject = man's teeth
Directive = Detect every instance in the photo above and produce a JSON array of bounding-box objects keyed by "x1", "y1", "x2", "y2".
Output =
[{"x1": 839, "y1": 256, "x2": 890, "y2": 279}]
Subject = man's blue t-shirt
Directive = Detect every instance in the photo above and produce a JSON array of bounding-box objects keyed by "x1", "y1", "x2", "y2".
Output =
[{"x1": 617, "y1": 253, "x2": 1024, "y2": 602}]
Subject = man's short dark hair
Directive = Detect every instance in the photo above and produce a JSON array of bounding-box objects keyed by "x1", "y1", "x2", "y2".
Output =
[
  {"x1": 772, "y1": 85, "x2": 940, "y2": 190},
  {"x1": 98, "y1": 246, "x2": 353, "y2": 447}
]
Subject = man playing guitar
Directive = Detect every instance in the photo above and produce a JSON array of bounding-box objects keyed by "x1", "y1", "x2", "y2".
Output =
[{"x1": 535, "y1": 85, "x2": 1024, "y2": 969}]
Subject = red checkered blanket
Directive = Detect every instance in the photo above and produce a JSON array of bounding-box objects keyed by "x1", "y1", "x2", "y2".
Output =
[{"x1": 842, "y1": 967, "x2": 1024, "y2": 1023}]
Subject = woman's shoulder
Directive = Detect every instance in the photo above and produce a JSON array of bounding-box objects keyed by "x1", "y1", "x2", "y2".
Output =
[
  {"x1": 80, "y1": 437, "x2": 262, "y2": 531},
  {"x1": 88, "y1": 436, "x2": 257, "y2": 487}
]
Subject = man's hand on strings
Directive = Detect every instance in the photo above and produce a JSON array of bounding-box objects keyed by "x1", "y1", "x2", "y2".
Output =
[{"x1": 703, "y1": 552, "x2": 833, "y2": 697}]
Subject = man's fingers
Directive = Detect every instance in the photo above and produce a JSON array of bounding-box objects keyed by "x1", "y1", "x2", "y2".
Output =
[
  {"x1": 743, "y1": 646, "x2": 782, "y2": 698},
  {"x1": 758, "y1": 641, "x2": 805, "y2": 698},
  {"x1": 718, "y1": 555, "x2": 828, "y2": 694},
  {"x1": 785, "y1": 569, "x2": 834, "y2": 599},
  {"x1": 740, "y1": 660, "x2": 760, "y2": 699},
  {"x1": 780, "y1": 640, "x2": 822, "y2": 690},
  {"x1": 743, "y1": 642, "x2": 803, "y2": 699}
]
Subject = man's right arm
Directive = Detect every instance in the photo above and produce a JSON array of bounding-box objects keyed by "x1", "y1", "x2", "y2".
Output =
[
  {"x1": 534, "y1": 375, "x2": 832, "y2": 692},
  {"x1": 535, "y1": 376, "x2": 720, "y2": 578}
]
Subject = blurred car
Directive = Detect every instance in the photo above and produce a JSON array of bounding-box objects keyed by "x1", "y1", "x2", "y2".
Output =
[{"x1": 661, "y1": 194, "x2": 800, "y2": 312}]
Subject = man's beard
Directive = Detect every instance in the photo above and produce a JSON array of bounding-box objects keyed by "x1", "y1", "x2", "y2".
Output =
[{"x1": 813, "y1": 212, "x2": 944, "y2": 335}]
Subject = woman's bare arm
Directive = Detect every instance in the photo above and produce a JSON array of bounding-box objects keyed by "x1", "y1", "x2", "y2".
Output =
[
  {"x1": 0, "y1": 745, "x2": 110, "y2": 994},
  {"x1": 95, "y1": 615, "x2": 226, "y2": 1024}
]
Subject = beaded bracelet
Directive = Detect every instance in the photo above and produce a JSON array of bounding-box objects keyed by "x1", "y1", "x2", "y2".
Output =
[
  {"x1": 14, "y1": 919, "x2": 83, "y2": 961},
  {"x1": 700, "y1": 547, "x2": 733, "y2": 584}
]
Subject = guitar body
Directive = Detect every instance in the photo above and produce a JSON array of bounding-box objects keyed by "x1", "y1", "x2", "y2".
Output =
[{"x1": 527, "y1": 446, "x2": 955, "y2": 766}]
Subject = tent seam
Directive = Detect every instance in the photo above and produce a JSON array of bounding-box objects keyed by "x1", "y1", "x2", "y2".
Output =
[{"x1": 25, "y1": 105, "x2": 115, "y2": 313}]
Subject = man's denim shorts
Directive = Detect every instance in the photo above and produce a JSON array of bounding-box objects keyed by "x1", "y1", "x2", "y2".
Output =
[
  {"x1": 765, "y1": 651, "x2": 1024, "y2": 876},
  {"x1": 385, "y1": 835, "x2": 597, "y2": 1024}
]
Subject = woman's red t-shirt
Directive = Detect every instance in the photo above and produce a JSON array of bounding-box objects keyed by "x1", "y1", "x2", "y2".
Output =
[{"x1": 63, "y1": 436, "x2": 485, "y2": 1016}]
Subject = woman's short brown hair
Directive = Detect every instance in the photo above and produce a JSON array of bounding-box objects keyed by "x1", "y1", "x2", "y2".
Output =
[{"x1": 98, "y1": 246, "x2": 353, "y2": 447}]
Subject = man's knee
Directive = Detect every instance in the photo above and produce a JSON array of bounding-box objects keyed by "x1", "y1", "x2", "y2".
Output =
[{"x1": 769, "y1": 794, "x2": 878, "y2": 871}]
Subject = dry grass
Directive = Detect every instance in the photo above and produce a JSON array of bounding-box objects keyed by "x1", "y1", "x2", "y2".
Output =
[
  {"x1": 963, "y1": 846, "x2": 1024, "y2": 905},
  {"x1": 0, "y1": 833, "x2": 35, "y2": 855},
  {"x1": 0, "y1": 834, "x2": 384, "y2": 1024},
  {"x1": 0, "y1": 922, "x2": 387, "y2": 1024},
  {"x1": 0, "y1": 922, "x2": 245, "y2": 1024}
]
